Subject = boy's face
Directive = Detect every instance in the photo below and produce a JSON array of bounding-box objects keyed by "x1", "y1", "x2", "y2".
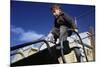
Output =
[{"x1": 52, "y1": 8, "x2": 61, "y2": 16}]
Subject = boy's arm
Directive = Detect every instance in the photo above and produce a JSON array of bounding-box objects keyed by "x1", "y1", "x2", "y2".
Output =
[{"x1": 62, "y1": 13, "x2": 77, "y2": 29}]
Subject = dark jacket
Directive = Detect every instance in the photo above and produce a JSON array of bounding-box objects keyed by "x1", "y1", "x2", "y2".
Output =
[{"x1": 54, "y1": 12, "x2": 77, "y2": 29}]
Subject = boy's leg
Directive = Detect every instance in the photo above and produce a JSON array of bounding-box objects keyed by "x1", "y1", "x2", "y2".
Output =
[
  {"x1": 74, "y1": 48, "x2": 83, "y2": 62},
  {"x1": 59, "y1": 25, "x2": 69, "y2": 63},
  {"x1": 51, "y1": 27, "x2": 60, "y2": 43},
  {"x1": 59, "y1": 25, "x2": 68, "y2": 42}
]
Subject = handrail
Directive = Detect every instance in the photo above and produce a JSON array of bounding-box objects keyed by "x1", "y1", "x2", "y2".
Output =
[
  {"x1": 74, "y1": 31, "x2": 88, "y2": 62},
  {"x1": 11, "y1": 40, "x2": 48, "y2": 50},
  {"x1": 11, "y1": 39, "x2": 52, "y2": 56}
]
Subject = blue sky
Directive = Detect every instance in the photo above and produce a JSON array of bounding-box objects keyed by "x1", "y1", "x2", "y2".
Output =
[{"x1": 10, "y1": 1, "x2": 95, "y2": 46}]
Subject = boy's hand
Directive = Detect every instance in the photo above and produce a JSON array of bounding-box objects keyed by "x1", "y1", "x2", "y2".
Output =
[{"x1": 74, "y1": 29, "x2": 78, "y2": 32}]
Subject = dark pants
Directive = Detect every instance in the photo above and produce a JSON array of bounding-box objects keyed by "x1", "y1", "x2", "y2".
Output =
[
  {"x1": 51, "y1": 25, "x2": 82, "y2": 62},
  {"x1": 74, "y1": 48, "x2": 82, "y2": 62},
  {"x1": 51, "y1": 25, "x2": 69, "y2": 42}
]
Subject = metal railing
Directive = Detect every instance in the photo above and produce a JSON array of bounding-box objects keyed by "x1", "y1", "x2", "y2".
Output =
[{"x1": 11, "y1": 39, "x2": 53, "y2": 57}]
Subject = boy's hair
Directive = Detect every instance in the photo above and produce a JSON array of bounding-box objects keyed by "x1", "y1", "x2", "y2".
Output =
[{"x1": 51, "y1": 4, "x2": 61, "y2": 10}]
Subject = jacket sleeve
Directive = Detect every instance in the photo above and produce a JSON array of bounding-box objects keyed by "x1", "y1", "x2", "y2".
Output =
[{"x1": 62, "y1": 13, "x2": 77, "y2": 29}]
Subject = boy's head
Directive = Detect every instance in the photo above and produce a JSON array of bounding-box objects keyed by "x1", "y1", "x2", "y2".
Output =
[{"x1": 51, "y1": 4, "x2": 61, "y2": 16}]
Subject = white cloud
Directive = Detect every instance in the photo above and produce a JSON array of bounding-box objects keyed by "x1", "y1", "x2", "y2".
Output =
[
  {"x1": 11, "y1": 26, "x2": 44, "y2": 42},
  {"x1": 19, "y1": 31, "x2": 44, "y2": 42},
  {"x1": 11, "y1": 27, "x2": 24, "y2": 34}
]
